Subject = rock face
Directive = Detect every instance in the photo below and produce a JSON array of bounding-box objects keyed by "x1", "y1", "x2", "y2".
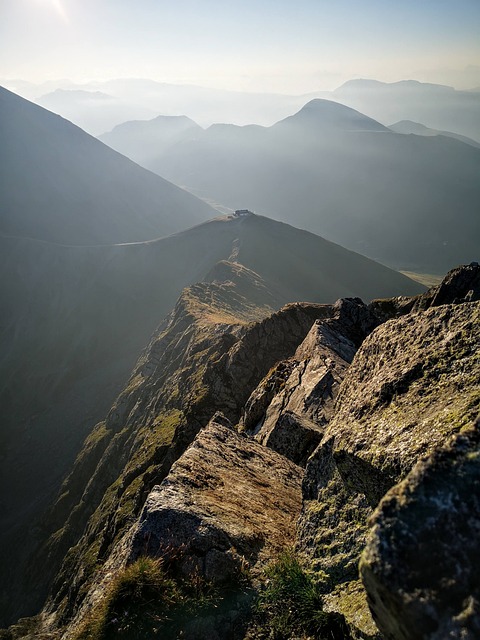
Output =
[
  {"x1": 129, "y1": 415, "x2": 304, "y2": 582},
  {"x1": 243, "y1": 298, "x2": 379, "y2": 466},
  {"x1": 298, "y1": 298, "x2": 480, "y2": 638},
  {"x1": 324, "y1": 301, "x2": 480, "y2": 489},
  {"x1": 34, "y1": 279, "x2": 332, "y2": 632},
  {"x1": 360, "y1": 420, "x2": 480, "y2": 640}
]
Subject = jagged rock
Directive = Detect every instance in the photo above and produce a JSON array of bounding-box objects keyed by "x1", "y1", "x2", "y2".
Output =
[
  {"x1": 360, "y1": 420, "x2": 480, "y2": 640},
  {"x1": 37, "y1": 283, "x2": 329, "y2": 626},
  {"x1": 413, "y1": 262, "x2": 480, "y2": 310},
  {"x1": 298, "y1": 300, "x2": 480, "y2": 639},
  {"x1": 129, "y1": 416, "x2": 304, "y2": 581},
  {"x1": 370, "y1": 263, "x2": 480, "y2": 321},
  {"x1": 256, "y1": 410, "x2": 323, "y2": 467},
  {"x1": 244, "y1": 299, "x2": 378, "y2": 466}
]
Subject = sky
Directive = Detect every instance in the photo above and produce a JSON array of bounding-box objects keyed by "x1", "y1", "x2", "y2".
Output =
[{"x1": 1, "y1": 0, "x2": 480, "y2": 93}]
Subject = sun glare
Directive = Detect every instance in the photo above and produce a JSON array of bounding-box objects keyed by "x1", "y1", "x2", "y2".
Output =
[{"x1": 34, "y1": 0, "x2": 69, "y2": 22}]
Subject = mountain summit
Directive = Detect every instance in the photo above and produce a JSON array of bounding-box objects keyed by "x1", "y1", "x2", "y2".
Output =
[{"x1": 274, "y1": 98, "x2": 388, "y2": 133}]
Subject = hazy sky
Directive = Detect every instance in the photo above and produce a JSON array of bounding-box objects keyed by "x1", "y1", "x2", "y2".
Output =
[{"x1": 1, "y1": 0, "x2": 480, "y2": 92}]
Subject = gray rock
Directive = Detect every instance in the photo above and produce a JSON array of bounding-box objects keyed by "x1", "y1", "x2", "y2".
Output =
[
  {"x1": 246, "y1": 299, "x2": 378, "y2": 466},
  {"x1": 256, "y1": 410, "x2": 323, "y2": 467},
  {"x1": 298, "y1": 300, "x2": 480, "y2": 639},
  {"x1": 360, "y1": 420, "x2": 480, "y2": 640},
  {"x1": 413, "y1": 262, "x2": 480, "y2": 311},
  {"x1": 129, "y1": 416, "x2": 304, "y2": 582}
]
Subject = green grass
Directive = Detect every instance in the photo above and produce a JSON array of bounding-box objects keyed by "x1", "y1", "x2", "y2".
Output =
[
  {"x1": 74, "y1": 557, "x2": 222, "y2": 640},
  {"x1": 250, "y1": 550, "x2": 350, "y2": 639}
]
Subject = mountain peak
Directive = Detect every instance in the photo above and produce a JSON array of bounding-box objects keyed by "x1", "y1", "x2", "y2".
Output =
[{"x1": 274, "y1": 98, "x2": 388, "y2": 133}]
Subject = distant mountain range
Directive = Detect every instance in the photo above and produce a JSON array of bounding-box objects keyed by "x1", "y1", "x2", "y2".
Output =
[
  {"x1": 0, "y1": 86, "x2": 215, "y2": 244},
  {"x1": 389, "y1": 120, "x2": 480, "y2": 149},
  {"x1": 103, "y1": 98, "x2": 480, "y2": 273},
  {"x1": 99, "y1": 115, "x2": 202, "y2": 164},
  {"x1": 331, "y1": 79, "x2": 480, "y2": 143},
  {"x1": 3, "y1": 77, "x2": 480, "y2": 142},
  {"x1": 35, "y1": 88, "x2": 157, "y2": 135}
]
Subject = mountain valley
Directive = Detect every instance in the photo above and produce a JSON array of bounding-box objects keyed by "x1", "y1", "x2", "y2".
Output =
[{"x1": 100, "y1": 98, "x2": 480, "y2": 274}]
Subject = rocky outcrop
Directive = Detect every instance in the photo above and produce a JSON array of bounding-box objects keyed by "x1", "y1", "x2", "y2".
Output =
[
  {"x1": 8, "y1": 265, "x2": 479, "y2": 639},
  {"x1": 324, "y1": 301, "x2": 480, "y2": 487},
  {"x1": 298, "y1": 298, "x2": 480, "y2": 638},
  {"x1": 369, "y1": 262, "x2": 480, "y2": 321},
  {"x1": 412, "y1": 261, "x2": 480, "y2": 310},
  {"x1": 360, "y1": 420, "x2": 480, "y2": 640},
  {"x1": 243, "y1": 299, "x2": 379, "y2": 467},
  {"x1": 36, "y1": 280, "x2": 332, "y2": 633},
  {"x1": 129, "y1": 414, "x2": 304, "y2": 582},
  {"x1": 255, "y1": 411, "x2": 323, "y2": 467}
]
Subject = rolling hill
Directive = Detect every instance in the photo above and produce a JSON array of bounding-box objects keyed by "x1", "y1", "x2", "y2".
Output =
[
  {"x1": 99, "y1": 114, "x2": 203, "y2": 165},
  {"x1": 388, "y1": 120, "x2": 480, "y2": 149},
  {"x1": 331, "y1": 79, "x2": 480, "y2": 143}
]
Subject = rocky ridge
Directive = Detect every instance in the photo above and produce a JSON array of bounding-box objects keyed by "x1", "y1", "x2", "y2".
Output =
[
  {"x1": 3, "y1": 264, "x2": 479, "y2": 639},
  {"x1": 24, "y1": 269, "x2": 336, "y2": 636}
]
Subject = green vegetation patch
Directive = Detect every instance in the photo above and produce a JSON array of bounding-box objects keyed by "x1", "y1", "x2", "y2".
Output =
[
  {"x1": 248, "y1": 550, "x2": 349, "y2": 639},
  {"x1": 74, "y1": 556, "x2": 221, "y2": 640}
]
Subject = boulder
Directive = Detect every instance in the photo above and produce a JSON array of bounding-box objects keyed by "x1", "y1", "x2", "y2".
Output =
[
  {"x1": 360, "y1": 420, "x2": 480, "y2": 640},
  {"x1": 129, "y1": 415, "x2": 304, "y2": 582}
]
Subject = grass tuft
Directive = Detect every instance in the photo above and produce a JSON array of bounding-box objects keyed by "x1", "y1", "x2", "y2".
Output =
[
  {"x1": 250, "y1": 550, "x2": 350, "y2": 639},
  {"x1": 74, "y1": 556, "x2": 219, "y2": 639}
]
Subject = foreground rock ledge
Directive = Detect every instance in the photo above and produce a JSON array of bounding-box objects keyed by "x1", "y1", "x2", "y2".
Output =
[
  {"x1": 360, "y1": 421, "x2": 480, "y2": 640},
  {"x1": 128, "y1": 414, "x2": 304, "y2": 582}
]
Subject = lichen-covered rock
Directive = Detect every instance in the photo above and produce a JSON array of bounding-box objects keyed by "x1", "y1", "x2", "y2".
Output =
[
  {"x1": 324, "y1": 301, "x2": 480, "y2": 490},
  {"x1": 413, "y1": 262, "x2": 480, "y2": 311},
  {"x1": 322, "y1": 580, "x2": 382, "y2": 640},
  {"x1": 129, "y1": 415, "x2": 304, "y2": 581},
  {"x1": 298, "y1": 300, "x2": 480, "y2": 639},
  {"x1": 360, "y1": 420, "x2": 480, "y2": 640},
  {"x1": 298, "y1": 439, "x2": 377, "y2": 639}
]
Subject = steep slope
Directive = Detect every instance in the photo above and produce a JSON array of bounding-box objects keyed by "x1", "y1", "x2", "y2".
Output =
[
  {"x1": 3, "y1": 265, "x2": 476, "y2": 639},
  {"x1": 0, "y1": 212, "x2": 422, "y2": 626},
  {"x1": 146, "y1": 99, "x2": 480, "y2": 272},
  {"x1": 0, "y1": 86, "x2": 215, "y2": 244},
  {"x1": 18, "y1": 277, "x2": 331, "y2": 632},
  {"x1": 99, "y1": 115, "x2": 203, "y2": 165}
]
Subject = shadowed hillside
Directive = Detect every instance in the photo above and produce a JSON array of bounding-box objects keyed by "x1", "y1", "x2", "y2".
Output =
[{"x1": 0, "y1": 86, "x2": 215, "y2": 245}]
